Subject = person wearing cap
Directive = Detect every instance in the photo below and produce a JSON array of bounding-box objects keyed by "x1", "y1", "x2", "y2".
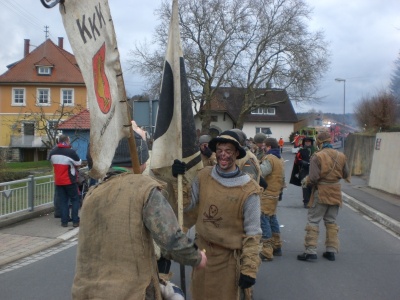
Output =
[
  {"x1": 258, "y1": 138, "x2": 285, "y2": 261},
  {"x1": 289, "y1": 136, "x2": 317, "y2": 208},
  {"x1": 297, "y1": 131, "x2": 350, "y2": 262},
  {"x1": 176, "y1": 130, "x2": 262, "y2": 299},
  {"x1": 253, "y1": 132, "x2": 267, "y2": 162},
  {"x1": 198, "y1": 134, "x2": 217, "y2": 167}
]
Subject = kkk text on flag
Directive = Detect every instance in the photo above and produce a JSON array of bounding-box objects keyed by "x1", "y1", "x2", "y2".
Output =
[{"x1": 60, "y1": 1, "x2": 130, "y2": 179}]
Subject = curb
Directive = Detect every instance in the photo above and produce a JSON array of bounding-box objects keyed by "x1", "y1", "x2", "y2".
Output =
[
  {"x1": 342, "y1": 192, "x2": 400, "y2": 236},
  {"x1": 0, "y1": 228, "x2": 79, "y2": 268},
  {"x1": 0, "y1": 238, "x2": 63, "y2": 267},
  {"x1": 0, "y1": 204, "x2": 54, "y2": 229}
]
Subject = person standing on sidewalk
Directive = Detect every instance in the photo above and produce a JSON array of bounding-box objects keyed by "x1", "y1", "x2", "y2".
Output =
[
  {"x1": 259, "y1": 138, "x2": 285, "y2": 261},
  {"x1": 48, "y1": 135, "x2": 81, "y2": 228},
  {"x1": 297, "y1": 131, "x2": 350, "y2": 262}
]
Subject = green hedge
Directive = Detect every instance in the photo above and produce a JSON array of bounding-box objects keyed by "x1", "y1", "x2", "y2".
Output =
[{"x1": 0, "y1": 171, "x2": 31, "y2": 183}]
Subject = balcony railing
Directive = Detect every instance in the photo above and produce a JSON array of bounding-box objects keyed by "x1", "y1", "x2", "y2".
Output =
[{"x1": 10, "y1": 135, "x2": 47, "y2": 148}]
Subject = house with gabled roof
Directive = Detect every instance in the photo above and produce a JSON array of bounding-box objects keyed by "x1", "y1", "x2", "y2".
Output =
[
  {"x1": 0, "y1": 37, "x2": 87, "y2": 161},
  {"x1": 57, "y1": 109, "x2": 90, "y2": 160},
  {"x1": 194, "y1": 87, "x2": 298, "y2": 142}
]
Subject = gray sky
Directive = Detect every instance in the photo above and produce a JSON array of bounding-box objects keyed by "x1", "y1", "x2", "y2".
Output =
[{"x1": 1, "y1": 0, "x2": 399, "y2": 114}]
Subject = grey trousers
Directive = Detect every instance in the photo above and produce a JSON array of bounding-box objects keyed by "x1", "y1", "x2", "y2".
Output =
[{"x1": 305, "y1": 191, "x2": 339, "y2": 254}]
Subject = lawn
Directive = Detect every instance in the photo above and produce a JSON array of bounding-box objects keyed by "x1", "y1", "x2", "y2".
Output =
[
  {"x1": 1, "y1": 161, "x2": 53, "y2": 183},
  {"x1": 5, "y1": 160, "x2": 52, "y2": 171}
]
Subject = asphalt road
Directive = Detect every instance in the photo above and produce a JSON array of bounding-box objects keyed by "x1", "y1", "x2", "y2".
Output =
[{"x1": 1, "y1": 150, "x2": 400, "y2": 300}]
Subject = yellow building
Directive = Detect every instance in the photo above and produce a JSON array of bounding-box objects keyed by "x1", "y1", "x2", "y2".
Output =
[{"x1": 0, "y1": 38, "x2": 87, "y2": 161}]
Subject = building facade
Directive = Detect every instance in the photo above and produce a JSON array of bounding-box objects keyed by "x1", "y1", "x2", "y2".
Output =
[{"x1": 0, "y1": 38, "x2": 87, "y2": 161}]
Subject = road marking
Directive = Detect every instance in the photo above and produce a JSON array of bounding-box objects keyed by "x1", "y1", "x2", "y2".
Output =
[{"x1": 0, "y1": 240, "x2": 78, "y2": 275}]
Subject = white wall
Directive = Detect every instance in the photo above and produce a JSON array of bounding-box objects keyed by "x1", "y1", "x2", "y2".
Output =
[
  {"x1": 194, "y1": 112, "x2": 234, "y2": 134},
  {"x1": 369, "y1": 132, "x2": 400, "y2": 195},
  {"x1": 242, "y1": 122, "x2": 294, "y2": 142}
]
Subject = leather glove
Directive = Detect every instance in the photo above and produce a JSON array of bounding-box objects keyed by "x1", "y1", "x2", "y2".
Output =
[
  {"x1": 172, "y1": 159, "x2": 186, "y2": 177},
  {"x1": 259, "y1": 176, "x2": 268, "y2": 190},
  {"x1": 202, "y1": 146, "x2": 213, "y2": 158},
  {"x1": 157, "y1": 256, "x2": 171, "y2": 274},
  {"x1": 238, "y1": 273, "x2": 256, "y2": 289}
]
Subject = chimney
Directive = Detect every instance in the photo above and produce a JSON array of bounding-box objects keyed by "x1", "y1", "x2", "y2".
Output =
[
  {"x1": 24, "y1": 39, "x2": 30, "y2": 57},
  {"x1": 58, "y1": 37, "x2": 64, "y2": 49}
]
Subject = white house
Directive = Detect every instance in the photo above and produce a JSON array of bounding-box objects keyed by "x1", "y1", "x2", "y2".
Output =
[{"x1": 194, "y1": 87, "x2": 298, "y2": 142}]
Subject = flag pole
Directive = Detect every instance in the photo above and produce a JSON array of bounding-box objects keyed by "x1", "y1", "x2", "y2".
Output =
[{"x1": 170, "y1": 0, "x2": 186, "y2": 294}]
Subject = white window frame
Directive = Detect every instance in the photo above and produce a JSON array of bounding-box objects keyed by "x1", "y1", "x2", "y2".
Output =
[
  {"x1": 265, "y1": 107, "x2": 276, "y2": 115},
  {"x1": 61, "y1": 88, "x2": 74, "y2": 106},
  {"x1": 36, "y1": 88, "x2": 51, "y2": 106},
  {"x1": 256, "y1": 127, "x2": 272, "y2": 136},
  {"x1": 251, "y1": 107, "x2": 276, "y2": 115},
  {"x1": 37, "y1": 66, "x2": 52, "y2": 75},
  {"x1": 12, "y1": 87, "x2": 26, "y2": 106}
]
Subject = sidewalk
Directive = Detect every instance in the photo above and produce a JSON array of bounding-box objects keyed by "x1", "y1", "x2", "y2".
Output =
[
  {"x1": 0, "y1": 205, "x2": 79, "y2": 267},
  {"x1": 1, "y1": 176, "x2": 400, "y2": 268}
]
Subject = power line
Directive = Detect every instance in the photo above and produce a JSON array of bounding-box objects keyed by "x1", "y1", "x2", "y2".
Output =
[{"x1": 0, "y1": 0, "x2": 45, "y2": 32}]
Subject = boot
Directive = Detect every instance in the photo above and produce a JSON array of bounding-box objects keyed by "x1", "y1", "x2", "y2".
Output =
[
  {"x1": 323, "y1": 252, "x2": 335, "y2": 261},
  {"x1": 297, "y1": 253, "x2": 317, "y2": 261},
  {"x1": 272, "y1": 233, "x2": 282, "y2": 256}
]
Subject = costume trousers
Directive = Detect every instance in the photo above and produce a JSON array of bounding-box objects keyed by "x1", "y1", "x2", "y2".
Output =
[
  {"x1": 305, "y1": 198, "x2": 339, "y2": 255},
  {"x1": 56, "y1": 183, "x2": 80, "y2": 225}
]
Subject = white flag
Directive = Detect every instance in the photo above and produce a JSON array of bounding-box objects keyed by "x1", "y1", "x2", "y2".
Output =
[
  {"x1": 60, "y1": 1, "x2": 130, "y2": 179},
  {"x1": 150, "y1": 0, "x2": 202, "y2": 182}
]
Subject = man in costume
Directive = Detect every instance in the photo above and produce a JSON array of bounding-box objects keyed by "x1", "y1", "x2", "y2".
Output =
[
  {"x1": 289, "y1": 137, "x2": 316, "y2": 208},
  {"x1": 297, "y1": 131, "x2": 349, "y2": 262},
  {"x1": 253, "y1": 132, "x2": 267, "y2": 162},
  {"x1": 259, "y1": 138, "x2": 285, "y2": 261},
  {"x1": 72, "y1": 162, "x2": 207, "y2": 299},
  {"x1": 175, "y1": 130, "x2": 262, "y2": 300}
]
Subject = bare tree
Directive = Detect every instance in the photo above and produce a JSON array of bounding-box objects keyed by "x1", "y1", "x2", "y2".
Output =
[
  {"x1": 8, "y1": 103, "x2": 85, "y2": 149},
  {"x1": 354, "y1": 91, "x2": 397, "y2": 132},
  {"x1": 128, "y1": 0, "x2": 329, "y2": 131}
]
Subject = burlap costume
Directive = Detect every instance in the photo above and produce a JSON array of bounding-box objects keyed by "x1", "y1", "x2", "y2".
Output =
[
  {"x1": 236, "y1": 149, "x2": 262, "y2": 183},
  {"x1": 303, "y1": 145, "x2": 349, "y2": 255},
  {"x1": 201, "y1": 152, "x2": 217, "y2": 167},
  {"x1": 72, "y1": 173, "x2": 200, "y2": 299},
  {"x1": 260, "y1": 154, "x2": 285, "y2": 215},
  {"x1": 259, "y1": 152, "x2": 285, "y2": 260},
  {"x1": 191, "y1": 167, "x2": 262, "y2": 300}
]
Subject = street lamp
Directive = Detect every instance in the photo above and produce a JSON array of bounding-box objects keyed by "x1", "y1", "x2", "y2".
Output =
[{"x1": 335, "y1": 78, "x2": 346, "y2": 149}]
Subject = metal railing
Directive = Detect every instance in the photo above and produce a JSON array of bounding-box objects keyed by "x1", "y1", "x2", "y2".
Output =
[{"x1": 0, "y1": 175, "x2": 54, "y2": 218}]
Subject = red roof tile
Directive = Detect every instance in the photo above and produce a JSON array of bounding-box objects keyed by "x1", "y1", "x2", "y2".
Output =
[
  {"x1": 58, "y1": 109, "x2": 90, "y2": 129},
  {"x1": 0, "y1": 39, "x2": 84, "y2": 84}
]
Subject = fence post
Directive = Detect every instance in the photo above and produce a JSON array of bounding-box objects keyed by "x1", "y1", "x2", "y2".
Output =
[{"x1": 28, "y1": 175, "x2": 34, "y2": 211}]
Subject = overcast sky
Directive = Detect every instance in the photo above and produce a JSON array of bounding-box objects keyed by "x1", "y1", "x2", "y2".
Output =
[{"x1": 1, "y1": 0, "x2": 399, "y2": 114}]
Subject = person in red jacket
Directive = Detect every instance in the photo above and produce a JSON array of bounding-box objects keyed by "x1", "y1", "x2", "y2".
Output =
[{"x1": 49, "y1": 135, "x2": 82, "y2": 227}]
